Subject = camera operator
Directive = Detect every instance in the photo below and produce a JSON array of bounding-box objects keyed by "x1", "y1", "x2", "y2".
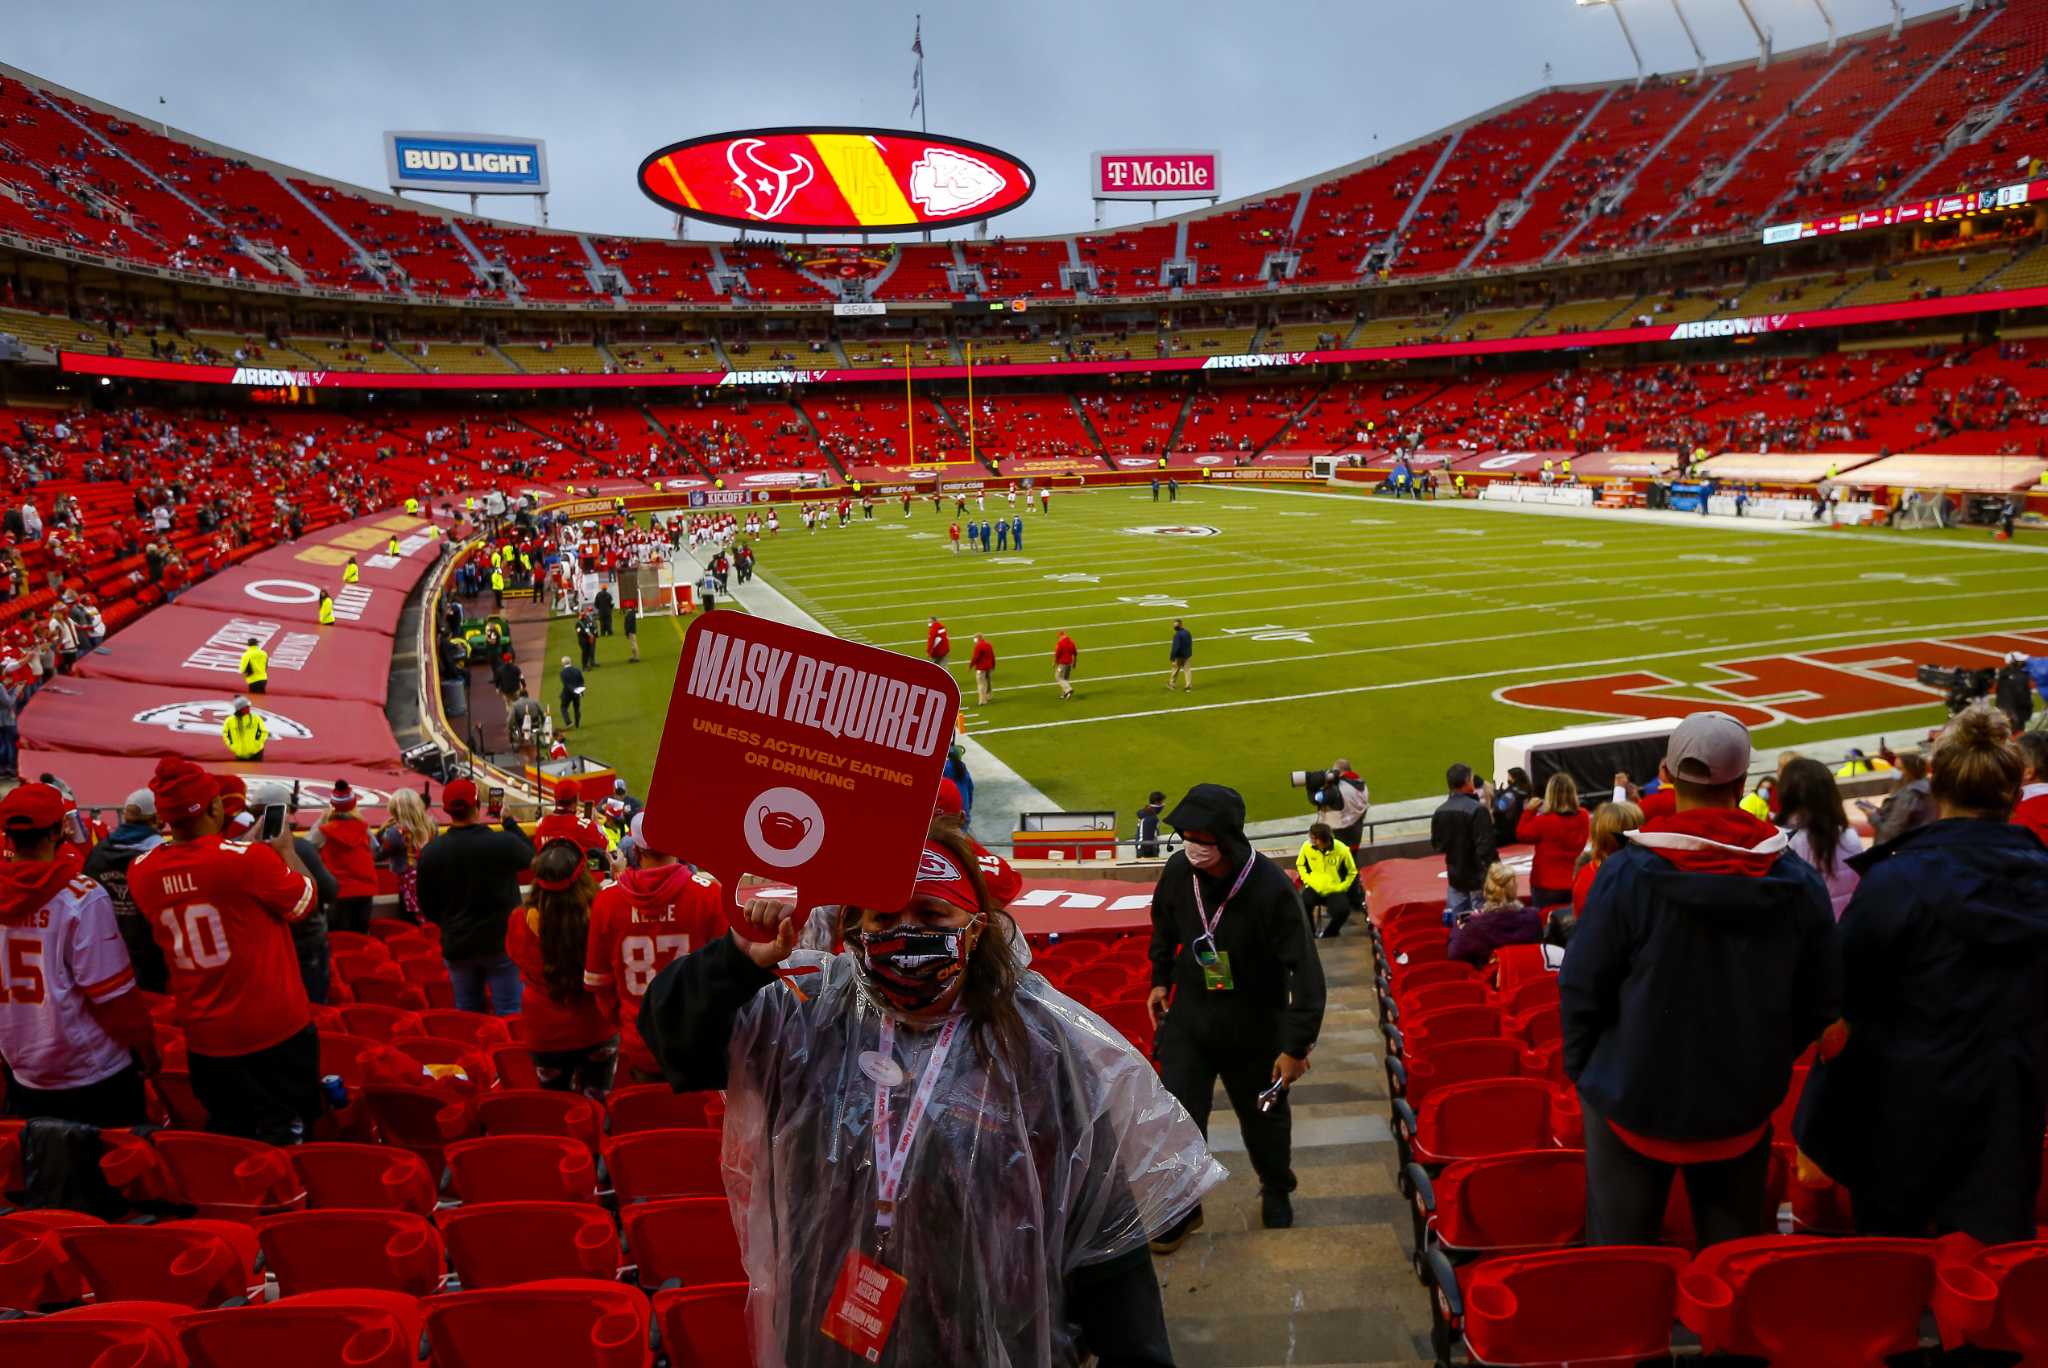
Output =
[
  {"x1": 1314, "y1": 759, "x2": 1368, "y2": 849},
  {"x1": 1996, "y1": 652, "x2": 2035, "y2": 733}
]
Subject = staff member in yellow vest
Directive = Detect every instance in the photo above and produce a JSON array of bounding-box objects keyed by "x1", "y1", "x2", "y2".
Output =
[
  {"x1": 1453, "y1": 472, "x2": 1466, "y2": 497},
  {"x1": 1542, "y1": 458, "x2": 1556, "y2": 486},
  {"x1": 386, "y1": 534, "x2": 402, "y2": 557},
  {"x1": 342, "y1": 556, "x2": 359, "y2": 585},
  {"x1": 404, "y1": 496, "x2": 421, "y2": 515},
  {"x1": 223, "y1": 696, "x2": 268, "y2": 762},
  {"x1": 1294, "y1": 822, "x2": 1359, "y2": 938},
  {"x1": 239, "y1": 637, "x2": 269, "y2": 695},
  {"x1": 317, "y1": 589, "x2": 335, "y2": 626},
  {"x1": 1561, "y1": 457, "x2": 1573, "y2": 483},
  {"x1": 490, "y1": 567, "x2": 505, "y2": 611}
]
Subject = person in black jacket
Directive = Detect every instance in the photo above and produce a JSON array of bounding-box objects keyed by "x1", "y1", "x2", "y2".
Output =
[
  {"x1": 1560, "y1": 711, "x2": 1837, "y2": 1247},
  {"x1": 1146, "y1": 783, "x2": 1326, "y2": 1245},
  {"x1": 414, "y1": 778, "x2": 535, "y2": 1016},
  {"x1": 636, "y1": 821, "x2": 1220, "y2": 1368},
  {"x1": 1994, "y1": 652, "x2": 2035, "y2": 733},
  {"x1": 1430, "y1": 764, "x2": 1498, "y2": 925},
  {"x1": 1795, "y1": 703, "x2": 2048, "y2": 1245}
]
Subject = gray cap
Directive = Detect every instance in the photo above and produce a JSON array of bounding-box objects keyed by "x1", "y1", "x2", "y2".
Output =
[
  {"x1": 124, "y1": 788, "x2": 156, "y2": 818},
  {"x1": 1666, "y1": 711, "x2": 1752, "y2": 786}
]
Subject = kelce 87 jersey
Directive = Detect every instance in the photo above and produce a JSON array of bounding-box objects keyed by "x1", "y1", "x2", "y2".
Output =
[
  {"x1": 0, "y1": 874, "x2": 136, "y2": 1091},
  {"x1": 584, "y1": 869, "x2": 726, "y2": 1077},
  {"x1": 129, "y1": 834, "x2": 315, "y2": 1058}
]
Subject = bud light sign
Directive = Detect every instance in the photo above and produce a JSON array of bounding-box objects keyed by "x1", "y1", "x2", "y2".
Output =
[
  {"x1": 638, "y1": 126, "x2": 1035, "y2": 234},
  {"x1": 384, "y1": 131, "x2": 550, "y2": 196},
  {"x1": 1093, "y1": 150, "x2": 1220, "y2": 201}
]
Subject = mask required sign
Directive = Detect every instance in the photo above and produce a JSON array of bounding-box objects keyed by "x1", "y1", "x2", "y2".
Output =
[{"x1": 384, "y1": 131, "x2": 550, "y2": 195}]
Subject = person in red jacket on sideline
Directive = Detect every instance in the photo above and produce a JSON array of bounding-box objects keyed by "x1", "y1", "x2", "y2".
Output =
[
  {"x1": 536, "y1": 785, "x2": 608, "y2": 856},
  {"x1": 312, "y1": 780, "x2": 379, "y2": 934},
  {"x1": 2014, "y1": 733, "x2": 2048, "y2": 844},
  {"x1": 970, "y1": 634, "x2": 997, "y2": 706},
  {"x1": 506, "y1": 839, "x2": 616, "y2": 1095},
  {"x1": 926, "y1": 616, "x2": 951, "y2": 670},
  {"x1": 1517, "y1": 772, "x2": 1590, "y2": 910},
  {"x1": 1053, "y1": 630, "x2": 1079, "y2": 701},
  {"x1": 584, "y1": 811, "x2": 726, "y2": 1085}
]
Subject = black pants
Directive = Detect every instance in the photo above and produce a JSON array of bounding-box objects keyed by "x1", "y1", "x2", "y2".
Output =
[
  {"x1": 293, "y1": 914, "x2": 330, "y2": 1006},
  {"x1": 533, "y1": 1039, "x2": 619, "y2": 1098},
  {"x1": 189, "y1": 1024, "x2": 323, "y2": 1147},
  {"x1": 248, "y1": 680, "x2": 266, "y2": 694},
  {"x1": 1301, "y1": 888, "x2": 1353, "y2": 935},
  {"x1": 561, "y1": 691, "x2": 582, "y2": 727},
  {"x1": 330, "y1": 896, "x2": 373, "y2": 936},
  {"x1": 1158, "y1": 1017, "x2": 1294, "y2": 1196},
  {"x1": 1581, "y1": 1094, "x2": 1773, "y2": 1247},
  {"x1": 3, "y1": 1063, "x2": 148, "y2": 1128},
  {"x1": 598, "y1": 611, "x2": 612, "y2": 636}
]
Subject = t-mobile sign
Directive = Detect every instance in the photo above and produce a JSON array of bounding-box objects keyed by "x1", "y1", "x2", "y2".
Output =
[{"x1": 1093, "y1": 149, "x2": 1220, "y2": 200}]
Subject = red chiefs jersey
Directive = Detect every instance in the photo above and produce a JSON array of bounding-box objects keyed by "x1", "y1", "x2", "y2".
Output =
[
  {"x1": 129, "y1": 835, "x2": 316, "y2": 1056},
  {"x1": 583, "y1": 866, "x2": 726, "y2": 1076},
  {"x1": 317, "y1": 815, "x2": 380, "y2": 899},
  {"x1": 536, "y1": 812, "x2": 609, "y2": 854},
  {"x1": 0, "y1": 872, "x2": 135, "y2": 1090}
]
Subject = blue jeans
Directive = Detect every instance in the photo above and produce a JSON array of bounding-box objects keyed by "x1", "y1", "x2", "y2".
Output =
[
  {"x1": 1445, "y1": 886, "x2": 1482, "y2": 926},
  {"x1": 0, "y1": 724, "x2": 15, "y2": 776},
  {"x1": 447, "y1": 953, "x2": 522, "y2": 1016}
]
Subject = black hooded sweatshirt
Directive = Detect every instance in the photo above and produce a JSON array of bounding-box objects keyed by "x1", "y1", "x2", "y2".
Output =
[{"x1": 1147, "y1": 784, "x2": 1325, "y2": 1059}]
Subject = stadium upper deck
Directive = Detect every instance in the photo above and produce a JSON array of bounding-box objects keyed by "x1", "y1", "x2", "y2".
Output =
[{"x1": 0, "y1": 1, "x2": 2044, "y2": 324}]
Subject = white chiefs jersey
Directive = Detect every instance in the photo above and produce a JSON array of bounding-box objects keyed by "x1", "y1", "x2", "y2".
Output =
[{"x1": 0, "y1": 874, "x2": 136, "y2": 1090}]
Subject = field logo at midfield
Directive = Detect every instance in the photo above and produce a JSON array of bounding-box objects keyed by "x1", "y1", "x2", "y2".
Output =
[
  {"x1": 134, "y1": 700, "x2": 315, "y2": 739},
  {"x1": 1121, "y1": 525, "x2": 1219, "y2": 538},
  {"x1": 1497, "y1": 628, "x2": 2048, "y2": 730}
]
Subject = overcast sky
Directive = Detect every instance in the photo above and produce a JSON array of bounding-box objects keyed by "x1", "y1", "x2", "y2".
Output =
[{"x1": 9, "y1": 0, "x2": 1959, "y2": 240}]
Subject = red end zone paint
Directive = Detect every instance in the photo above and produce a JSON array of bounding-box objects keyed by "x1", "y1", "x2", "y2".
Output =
[
  {"x1": 637, "y1": 126, "x2": 1035, "y2": 234},
  {"x1": 642, "y1": 613, "x2": 959, "y2": 937}
]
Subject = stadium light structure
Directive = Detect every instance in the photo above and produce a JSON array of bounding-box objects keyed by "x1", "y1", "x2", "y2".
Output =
[
  {"x1": 1734, "y1": 0, "x2": 1773, "y2": 70},
  {"x1": 1890, "y1": 0, "x2": 1904, "y2": 37},
  {"x1": 1576, "y1": 0, "x2": 1644, "y2": 87},
  {"x1": 1667, "y1": 0, "x2": 1705, "y2": 82},
  {"x1": 1810, "y1": 0, "x2": 1837, "y2": 53}
]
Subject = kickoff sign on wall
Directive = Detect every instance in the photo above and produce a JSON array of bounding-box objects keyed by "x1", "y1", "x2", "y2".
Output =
[
  {"x1": 643, "y1": 614, "x2": 959, "y2": 935},
  {"x1": 384, "y1": 131, "x2": 550, "y2": 195},
  {"x1": 1092, "y1": 149, "x2": 1220, "y2": 200},
  {"x1": 638, "y1": 126, "x2": 1034, "y2": 234}
]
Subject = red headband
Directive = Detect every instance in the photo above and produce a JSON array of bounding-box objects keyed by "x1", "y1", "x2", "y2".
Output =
[
  {"x1": 912, "y1": 842, "x2": 983, "y2": 916},
  {"x1": 533, "y1": 842, "x2": 587, "y2": 892}
]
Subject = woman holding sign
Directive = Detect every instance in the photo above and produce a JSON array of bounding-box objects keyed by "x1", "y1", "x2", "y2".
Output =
[{"x1": 639, "y1": 821, "x2": 1220, "y2": 1367}]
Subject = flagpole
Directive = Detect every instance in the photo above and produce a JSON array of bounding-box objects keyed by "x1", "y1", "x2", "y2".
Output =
[{"x1": 914, "y1": 15, "x2": 929, "y2": 243}]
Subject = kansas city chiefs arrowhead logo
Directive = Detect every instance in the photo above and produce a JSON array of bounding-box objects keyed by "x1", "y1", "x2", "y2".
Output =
[
  {"x1": 918, "y1": 847, "x2": 963, "y2": 882},
  {"x1": 909, "y1": 148, "x2": 1005, "y2": 216}
]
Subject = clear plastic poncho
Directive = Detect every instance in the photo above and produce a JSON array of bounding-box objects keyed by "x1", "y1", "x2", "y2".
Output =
[{"x1": 720, "y1": 948, "x2": 1224, "y2": 1367}]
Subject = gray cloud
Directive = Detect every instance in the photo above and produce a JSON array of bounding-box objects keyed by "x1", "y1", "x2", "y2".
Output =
[{"x1": 9, "y1": 0, "x2": 1960, "y2": 240}]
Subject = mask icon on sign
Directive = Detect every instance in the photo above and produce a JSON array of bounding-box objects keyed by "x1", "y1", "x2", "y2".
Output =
[{"x1": 756, "y1": 806, "x2": 813, "y2": 850}]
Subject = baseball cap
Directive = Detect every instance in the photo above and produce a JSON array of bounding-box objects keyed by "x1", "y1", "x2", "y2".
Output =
[
  {"x1": 1665, "y1": 711, "x2": 1752, "y2": 786},
  {"x1": 442, "y1": 778, "x2": 479, "y2": 816},
  {"x1": 124, "y1": 788, "x2": 157, "y2": 819},
  {"x1": 0, "y1": 782, "x2": 68, "y2": 832},
  {"x1": 627, "y1": 810, "x2": 662, "y2": 856},
  {"x1": 934, "y1": 778, "x2": 964, "y2": 817}
]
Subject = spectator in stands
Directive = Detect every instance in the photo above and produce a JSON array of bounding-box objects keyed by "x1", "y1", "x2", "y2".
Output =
[
  {"x1": 132, "y1": 758, "x2": 323, "y2": 1145},
  {"x1": 2014, "y1": 732, "x2": 2048, "y2": 844},
  {"x1": 1775, "y1": 758, "x2": 1863, "y2": 919},
  {"x1": 944, "y1": 744, "x2": 975, "y2": 827},
  {"x1": 0, "y1": 671, "x2": 16, "y2": 780},
  {"x1": 241, "y1": 779, "x2": 339, "y2": 1007},
  {"x1": 1295, "y1": 821, "x2": 1358, "y2": 939},
  {"x1": 1857, "y1": 749, "x2": 1936, "y2": 845},
  {"x1": 1568, "y1": 799, "x2": 1644, "y2": 931},
  {"x1": 640, "y1": 820, "x2": 1216, "y2": 1364},
  {"x1": 415, "y1": 777, "x2": 535, "y2": 1016},
  {"x1": 375, "y1": 787, "x2": 436, "y2": 924},
  {"x1": 1431, "y1": 763, "x2": 1498, "y2": 925},
  {"x1": 1517, "y1": 773, "x2": 1589, "y2": 911},
  {"x1": 1448, "y1": 861, "x2": 1542, "y2": 967},
  {"x1": 311, "y1": 780, "x2": 378, "y2": 934},
  {"x1": 1561, "y1": 712, "x2": 1837, "y2": 1248},
  {"x1": 585, "y1": 812, "x2": 724, "y2": 1085},
  {"x1": 1796, "y1": 703, "x2": 2048, "y2": 1246},
  {"x1": 222, "y1": 695, "x2": 267, "y2": 762},
  {"x1": 1135, "y1": 789, "x2": 1166, "y2": 858},
  {"x1": 1148, "y1": 783, "x2": 1325, "y2": 1241},
  {"x1": 83, "y1": 787, "x2": 166, "y2": 992},
  {"x1": 1488, "y1": 767, "x2": 1532, "y2": 849},
  {"x1": 506, "y1": 839, "x2": 617, "y2": 1096},
  {"x1": 559, "y1": 655, "x2": 586, "y2": 729},
  {"x1": 0, "y1": 782, "x2": 159, "y2": 1126}
]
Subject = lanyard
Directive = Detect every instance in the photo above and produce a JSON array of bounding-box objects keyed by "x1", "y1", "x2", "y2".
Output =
[
  {"x1": 872, "y1": 1014, "x2": 960, "y2": 1233},
  {"x1": 1191, "y1": 853, "x2": 1256, "y2": 943}
]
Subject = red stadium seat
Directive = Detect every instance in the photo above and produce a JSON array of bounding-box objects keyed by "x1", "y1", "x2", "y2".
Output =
[
  {"x1": 1391, "y1": 979, "x2": 1490, "y2": 1019},
  {"x1": 1933, "y1": 1240, "x2": 2048, "y2": 1361},
  {"x1": 446, "y1": 1134, "x2": 598, "y2": 1204},
  {"x1": 0, "y1": 1299, "x2": 188, "y2": 1368},
  {"x1": 621, "y1": 1197, "x2": 744, "y2": 1290},
  {"x1": 349, "y1": 977, "x2": 430, "y2": 1011},
  {"x1": 150, "y1": 1069, "x2": 211, "y2": 1128},
  {"x1": 254, "y1": 1208, "x2": 444, "y2": 1297},
  {"x1": 1458, "y1": 1246, "x2": 1689, "y2": 1367},
  {"x1": 59, "y1": 1219, "x2": 262, "y2": 1307},
  {"x1": 384, "y1": 1034, "x2": 495, "y2": 1089},
  {"x1": 360, "y1": 1084, "x2": 478, "y2": 1173},
  {"x1": 1393, "y1": 1036, "x2": 1524, "y2": 1107},
  {"x1": 423, "y1": 1278, "x2": 651, "y2": 1367},
  {"x1": 290, "y1": 1141, "x2": 439, "y2": 1215},
  {"x1": 417, "y1": 1009, "x2": 515, "y2": 1049},
  {"x1": 1679, "y1": 1235, "x2": 1935, "y2": 1367},
  {"x1": 1399, "y1": 1004, "x2": 1504, "y2": 1055},
  {"x1": 1410, "y1": 1148, "x2": 1585, "y2": 1275},
  {"x1": 606, "y1": 1084, "x2": 715, "y2": 1134},
  {"x1": 1393, "y1": 1078, "x2": 1563, "y2": 1169},
  {"x1": 176, "y1": 1289, "x2": 424, "y2": 1368},
  {"x1": 147, "y1": 1131, "x2": 305, "y2": 1218},
  {"x1": 476, "y1": 1089, "x2": 603, "y2": 1151},
  {"x1": 438, "y1": 1202, "x2": 621, "y2": 1289},
  {"x1": 338, "y1": 1004, "x2": 425, "y2": 1042},
  {"x1": 0, "y1": 1210, "x2": 101, "y2": 1310},
  {"x1": 654, "y1": 1282, "x2": 750, "y2": 1368},
  {"x1": 490, "y1": 1044, "x2": 543, "y2": 1090},
  {"x1": 603, "y1": 1127, "x2": 725, "y2": 1204},
  {"x1": 325, "y1": 931, "x2": 388, "y2": 962}
]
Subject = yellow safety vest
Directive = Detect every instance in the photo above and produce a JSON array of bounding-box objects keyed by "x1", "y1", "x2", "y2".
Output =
[
  {"x1": 404, "y1": 497, "x2": 421, "y2": 515},
  {"x1": 386, "y1": 536, "x2": 401, "y2": 556},
  {"x1": 239, "y1": 645, "x2": 268, "y2": 685},
  {"x1": 342, "y1": 561, "x2": 359, "y2": 584},
  {"x1": 318, "y1": 597, "x2": 335, "y2": 626},
  {"x1": 491, "y1": 570, "x2": 505, "y2": 591},
  {"x1": 222, "y1": 711, "x2": 268, "y2": 759}
]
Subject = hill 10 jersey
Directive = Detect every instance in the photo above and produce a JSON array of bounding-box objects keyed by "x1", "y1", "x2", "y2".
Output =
[
  {"x1": 129, "y1": 834, "x2": 316, "y2": 1056},
  {"x1": 584, "y1": 866, "x2": 727, "y2": 1077},
  {"x1": 0, "y1": 873, "x2": 136, "y2": 1090}
]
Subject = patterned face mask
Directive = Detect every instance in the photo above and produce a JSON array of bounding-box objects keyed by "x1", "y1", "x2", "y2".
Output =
[{"x1": 852, "y1": 919, "x2": 979, "y2": 1014}]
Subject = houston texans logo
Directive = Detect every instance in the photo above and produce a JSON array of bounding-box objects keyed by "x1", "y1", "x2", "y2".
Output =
[{"x1": 726, "y1": 138, "x2": 814, "y2": 221}]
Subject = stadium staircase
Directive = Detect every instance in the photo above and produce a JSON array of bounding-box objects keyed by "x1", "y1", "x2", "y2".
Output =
[
  {"x1": 632, "y1": 404, "x2": 714, "y2": 480},
  {"x1": 1542, "y1": 75, "x2": 1728, "y2": 262},
  {"x1": 1161, "y1": 392, "x2": 1197, "y2": 456},
  {"x1": 783, "y1": 400, "x2": 851, "y2": 484},
  {"x1": 1454, "y1": 88, "x2": 1615, "y2": 274},
  {"x1": 1382, "y1": 130, "x2": 1464, "y2": 272}
]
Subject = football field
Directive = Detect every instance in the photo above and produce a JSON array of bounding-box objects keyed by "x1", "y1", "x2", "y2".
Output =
[{"x1": 579, "y1": 486, "x2": 2046, "y2": 824}]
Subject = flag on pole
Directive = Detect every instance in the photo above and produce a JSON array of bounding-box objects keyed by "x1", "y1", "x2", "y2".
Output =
[{"x1": 911, "y1": 17, "x2": 924, "y2": 116}]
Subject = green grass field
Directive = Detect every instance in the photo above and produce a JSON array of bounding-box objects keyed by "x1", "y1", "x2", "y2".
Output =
[{"x1": 556, "y1": 487, "x2": 2044, "y2": 823}]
